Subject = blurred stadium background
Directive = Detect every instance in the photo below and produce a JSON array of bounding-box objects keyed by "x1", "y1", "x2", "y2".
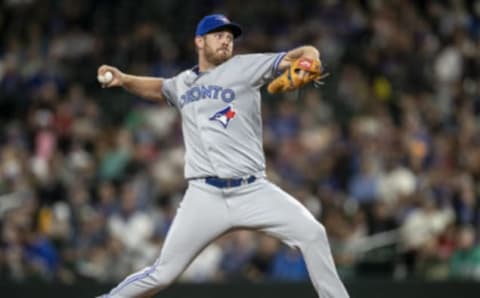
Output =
[{"x1": 1, "y1": 0, "x2": 480, "y2": 297}]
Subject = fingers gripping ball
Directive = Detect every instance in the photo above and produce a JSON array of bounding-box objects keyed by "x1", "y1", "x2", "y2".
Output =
[
  {"x1": 97, "y1": 71, "x2": 113, "y2": 84},
  {"x1": 267, "y1": 57, "x2": 328, "y2": 94}
]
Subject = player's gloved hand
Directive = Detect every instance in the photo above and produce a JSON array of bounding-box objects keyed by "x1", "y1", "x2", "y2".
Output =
[{"x1": 267, "y1": 57, "x2": 329, "y2": 94}]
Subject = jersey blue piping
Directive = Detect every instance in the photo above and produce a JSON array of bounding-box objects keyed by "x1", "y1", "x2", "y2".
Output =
[
  {"x1": 107, "y1": 260, "x2": 160, "y2": 296},
  {"x1": 272, "y1": 52, "x2": 287, "y2": 77}
]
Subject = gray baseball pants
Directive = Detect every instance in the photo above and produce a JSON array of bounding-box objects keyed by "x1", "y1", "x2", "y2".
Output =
[{"x1": 102, "y1": 178, "x2": 349, "y2": 298}]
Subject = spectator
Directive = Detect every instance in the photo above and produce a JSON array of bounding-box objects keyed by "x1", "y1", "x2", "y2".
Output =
[
  {"x1": 449, "y1": 225, "x2": 480, "y2": 280},
  {"x1": 271, "y1": 247, "x2": 309, "y2": 281}
]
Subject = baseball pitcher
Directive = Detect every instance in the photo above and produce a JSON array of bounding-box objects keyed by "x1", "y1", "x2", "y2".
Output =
[{"x1": 97, "y1": 14, "x2": 349, "y2": 298}]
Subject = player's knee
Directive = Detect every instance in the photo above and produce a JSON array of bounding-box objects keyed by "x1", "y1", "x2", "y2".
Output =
[{"x1": 301, "y1": 220, "x2": 327, "y2": 244}]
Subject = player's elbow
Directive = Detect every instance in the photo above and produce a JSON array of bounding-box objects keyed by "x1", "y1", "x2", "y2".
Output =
[{"x1": 147, "y1": 93, "x2": 166, "y2": 102}]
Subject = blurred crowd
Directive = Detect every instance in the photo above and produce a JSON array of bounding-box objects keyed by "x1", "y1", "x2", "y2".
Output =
[{"x1": 1, "y1": 0, "x2": 480, "y2": 285}]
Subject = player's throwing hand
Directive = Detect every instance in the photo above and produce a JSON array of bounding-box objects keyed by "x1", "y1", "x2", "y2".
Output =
[{"x1": 97, "y1": 65, "x2": 124, "y2": 88}]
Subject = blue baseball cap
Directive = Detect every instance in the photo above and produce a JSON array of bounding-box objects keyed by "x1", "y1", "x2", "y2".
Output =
[{"x1": 195, "y1": 14, "x2": 242, "y2": 38}]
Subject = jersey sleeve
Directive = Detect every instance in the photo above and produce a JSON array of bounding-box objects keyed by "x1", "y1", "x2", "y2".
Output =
[
  {"x1": 161, "y1": 76, "x2": 179, "y2": 108},
  {"x1": 235, "y1": 52, "x2": 286, "y2": 88}
]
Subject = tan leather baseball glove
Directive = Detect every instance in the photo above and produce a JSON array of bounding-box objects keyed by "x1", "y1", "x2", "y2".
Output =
[{"x1": 267, "y1": 57, "x2": 328, "y2": 93}]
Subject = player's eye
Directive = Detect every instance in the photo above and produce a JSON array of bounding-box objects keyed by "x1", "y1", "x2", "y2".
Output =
[{"x1": 214, "y1": 32, "x2": 232, "y2": 42}]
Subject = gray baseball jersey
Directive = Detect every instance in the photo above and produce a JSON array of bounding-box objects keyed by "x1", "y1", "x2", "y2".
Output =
[{"x1": 162, "y1": 53, "x2": 285, "y2": 179}]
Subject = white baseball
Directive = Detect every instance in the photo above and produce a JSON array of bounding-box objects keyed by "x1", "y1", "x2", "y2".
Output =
[{"x1": 98, "y1": 71, "x2": 113, "y2": 84}]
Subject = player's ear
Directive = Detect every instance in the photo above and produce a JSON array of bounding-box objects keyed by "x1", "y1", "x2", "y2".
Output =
[{"x1": 195, "y1": 36, "x2": 204, "y2": 50}]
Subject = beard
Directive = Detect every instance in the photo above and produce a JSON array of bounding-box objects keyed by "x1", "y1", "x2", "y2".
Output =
[{"x1": 203, "y1": 42, "x2": 232, "y2": 65}]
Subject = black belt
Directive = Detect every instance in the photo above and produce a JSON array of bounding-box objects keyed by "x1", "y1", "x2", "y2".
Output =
[{"x1": 205, "y1": 175, "x2": 256, "y2": 188}]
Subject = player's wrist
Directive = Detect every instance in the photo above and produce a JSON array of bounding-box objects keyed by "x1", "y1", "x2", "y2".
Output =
[{"x1": 119, "y1": 73, "x2": 131, "y2": 88}]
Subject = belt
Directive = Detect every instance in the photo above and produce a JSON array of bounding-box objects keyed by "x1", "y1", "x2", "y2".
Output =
[{"x1": 205, "y1": 175, "x2": 256, "y2": 188}]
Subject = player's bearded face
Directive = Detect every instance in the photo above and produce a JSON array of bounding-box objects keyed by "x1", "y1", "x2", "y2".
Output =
[{"x1": 203, "y1": 31, "x2": 233, "y2": 65}]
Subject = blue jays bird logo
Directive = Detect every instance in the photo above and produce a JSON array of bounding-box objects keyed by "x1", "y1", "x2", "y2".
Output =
[{"x1": 209, "y1": 105, "x2": 236, "y2": 128}]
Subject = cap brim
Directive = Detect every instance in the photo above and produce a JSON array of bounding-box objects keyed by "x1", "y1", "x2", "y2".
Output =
[{"x1": 207, "y1": 23, "x2": 242, "y2": 38}]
